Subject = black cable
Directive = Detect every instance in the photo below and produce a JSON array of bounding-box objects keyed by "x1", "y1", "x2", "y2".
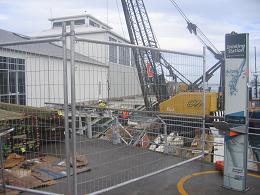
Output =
[{"x1": 169, "y1": 0, "x2": 221, "y2": 55}]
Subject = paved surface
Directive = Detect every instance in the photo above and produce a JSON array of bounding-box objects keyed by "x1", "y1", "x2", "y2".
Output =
[
  {"x1": 22, "y1": 137, "x2": 183, "y2": 194},
  {"x1": 102, "y1": 161, "x2": 260, "y2": 195},
  {"x1": 19, "y1": 137, "x2": 260, "y2": 195}
]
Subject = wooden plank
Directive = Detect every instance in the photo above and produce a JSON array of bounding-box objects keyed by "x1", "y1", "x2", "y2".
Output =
[
  {"x1": 0, "y1": 102, "x2": 61, "y2": 120},
  {"x1": 0, "y1": 109, "x2": 26, "y2": 121}
]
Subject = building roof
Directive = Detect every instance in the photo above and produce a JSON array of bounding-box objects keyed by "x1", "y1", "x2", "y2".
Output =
[
  {"x1": 31, "y1": 26, "x2": 130, "y2": 44},
  {"x1": 0, "y1": 28, "x2": 106, "y2": 67},
  {"x1": 48, "y1": 14, "x2": 113, "y2": 30}
]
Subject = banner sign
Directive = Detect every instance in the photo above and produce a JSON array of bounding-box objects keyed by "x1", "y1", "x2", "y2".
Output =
[
  {"x1": 225, "y1": 33, "x2": 248, "y2": 124},
  {"x1": 226, "y1": 34, "x2": 246, "y2": 58},
  {"x1": 223, "y1": 32, "x2": 249, "y2": 191}
]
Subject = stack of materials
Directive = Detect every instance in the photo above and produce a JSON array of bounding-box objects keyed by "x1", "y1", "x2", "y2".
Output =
[
  {"x1": 1, "y1": 153, "x2": 90, "y2": 194},
  {"x1": 0, "y1": 102, "x2": 65, "y2": 143},
  {"x1": 0, "y1": 109, "x2": 40, "y2": 156}
]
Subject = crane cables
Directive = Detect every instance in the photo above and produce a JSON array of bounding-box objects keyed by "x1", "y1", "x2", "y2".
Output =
[{"x1": 169, "y1": 0, "x2": 220, "y2": 56}]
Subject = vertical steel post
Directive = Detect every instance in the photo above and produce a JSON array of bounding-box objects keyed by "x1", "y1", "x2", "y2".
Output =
[
  {"x1": 244, "y1": 33, "x2": 250, "y2": 190},
  {"x1": 163, "y1": 119, "x2": 168, "y2": 154},
  {"x1": 0, "y1": 136, "x2": 5, "y2": 193},
  {"x1": 62, "y1": 22, "x2": 71, "y2": 195},
  {"x1": 70, "y1": 21, "x2": 78, "y2": 195},
  {"x1": 202, "y1": 46, "x2": 206, "y2": 156},
  {"x1": 87, "y1": 116, "x2": 92, "y2": 139},
  {"x1": 255, "y1": 47, "x2": 258, "y2": 98}
]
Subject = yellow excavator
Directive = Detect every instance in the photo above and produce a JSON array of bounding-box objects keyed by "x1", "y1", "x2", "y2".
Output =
[{"x1": 160, "y1": 91, "x2": 218, "y2": 116}]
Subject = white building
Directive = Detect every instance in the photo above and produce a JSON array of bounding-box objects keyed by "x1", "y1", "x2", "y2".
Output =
[
  {"x1": 0, "y1": 14, "x2": 141, "y2": 107},
  {"x1": 32, "y1": 14, "x2": 141, "y2": 100}
]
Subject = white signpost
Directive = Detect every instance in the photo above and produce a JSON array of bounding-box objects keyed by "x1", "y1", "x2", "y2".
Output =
[{"x1": 224, "y1": 32, "x2": 249, "y2": 191}]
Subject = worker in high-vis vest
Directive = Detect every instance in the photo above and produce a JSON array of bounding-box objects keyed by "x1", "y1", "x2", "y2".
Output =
[
  {"x1": 98, "y1": 99, "x2": 107, "y2": 116},
  {"x1": 120, "y1": 107, "x2": 129, "y2": 126}
]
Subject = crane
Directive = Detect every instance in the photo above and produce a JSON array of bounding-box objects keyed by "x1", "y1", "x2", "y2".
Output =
[
  {"x1": 121, "y1": 0, "x2": 191, "y2": 110},
  {"x1": 121, "y1": 0, "x2": 225, "y2": 112}
]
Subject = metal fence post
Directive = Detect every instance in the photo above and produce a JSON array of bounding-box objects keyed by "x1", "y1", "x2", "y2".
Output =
[
  {"x1": 87, "y1": 116, "x2": 92, "y2": 139},
  {"x1": 0, "y1": 128, "x2": 14, "y2": 193},
  {"x1": 62, "y1": 22, "x2": 72, "y2": 195},
  {"x1": 0, "y1": 136, "x2": 5, "y2": 193},
  {"x1": 202, "y1": 46, "x2": 206, "y2": 156},
  {"x1": 70, "y1": 21, "x2": 78, "y2": 195}
]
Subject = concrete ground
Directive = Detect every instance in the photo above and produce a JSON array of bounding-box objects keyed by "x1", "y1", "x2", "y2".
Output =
[
  {"x1": 102, "y1": 160, "x2": 260, "y2": 195},
  {"x1": 18, "y1": 137, "x2": 260, "y2": 195}
]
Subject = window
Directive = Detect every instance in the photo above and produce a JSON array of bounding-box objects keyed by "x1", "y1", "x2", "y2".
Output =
[
  {"x1": 75, "y1": 19, "x2": 85, "y2": 25},
  {"x1": 0, "y1": 56, "x2": 26, "y2": 105},
  {"x1": 9, "y1": 71, "x2": 16, "y2": 93},
  {"x1": 109, "y1": 37, "x2": 117, "y2": 63},
  {"x1": 0, "y1": 56, "x2": 7, "y2": 69},
  {"x1": 119, "y1": 44, "x2": 130, "y2": 66},
  {"x1": 65, "y1": 21, "x2": 71, "y2": 26},
  {"x1": 0, "y1": 96, "x2": 9, "y2": 103},
  {"x1": 18, "y1": 72, "x2": 25, "y2": 93},
  {"x1": 89, "y1": 20, "x2": 100, "y2": 28},
  {"x1": 53, "y1": 22, "x2": 62, "y2": 28},
  {"x1": 0, "y1": 70, "x2": 8, "y2": 94},
  {"x1": 53, "y1": 20, "x2": 85, "y2": 28},
  {"x1": 19, "y1": 95, "x2": 26, "y2": 105}
]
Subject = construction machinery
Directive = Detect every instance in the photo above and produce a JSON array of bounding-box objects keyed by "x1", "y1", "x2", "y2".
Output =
[
  {"x1": 121, "y1": 0, "x2": 222, "y2": 116},
  {"x1": 160, "y1": 92, "x2": 218, "y2": 115},
  {"x1": 121, "y1": 0, "x2": 192, "y2": 111}
]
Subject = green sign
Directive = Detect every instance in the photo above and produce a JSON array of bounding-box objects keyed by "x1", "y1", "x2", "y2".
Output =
[{"x1": 225, "y1": 33, "x2": 246, "y2": 59}]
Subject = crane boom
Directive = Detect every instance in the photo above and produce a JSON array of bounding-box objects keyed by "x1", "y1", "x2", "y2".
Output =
[
  {"x1": 121, "y1": 0, "x2": 168, "y2": 109},
  {"x1": 121, "y1": 0, "x2": 191, "y2": 109}
]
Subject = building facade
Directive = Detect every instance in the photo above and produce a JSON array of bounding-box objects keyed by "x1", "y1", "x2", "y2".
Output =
[
  {"x1": 32, "y1": 14, "x2": 141, "y2": 100},
  {"x1": 0, "y1": 14, "x2": 141, "y2": 107}
]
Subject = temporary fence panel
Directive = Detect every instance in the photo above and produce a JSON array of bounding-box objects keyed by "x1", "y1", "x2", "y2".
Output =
[
  {"x1": 0, "y1": 36, "x2": 71, "y2": 195},
  {"x1": 72, "y1": 29, "x2": 206, "y2": 195}
]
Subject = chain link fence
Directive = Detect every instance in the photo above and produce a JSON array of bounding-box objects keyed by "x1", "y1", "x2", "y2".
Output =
[{"x1": 0, "y1": 22, "x2": 257, "y2": 195}]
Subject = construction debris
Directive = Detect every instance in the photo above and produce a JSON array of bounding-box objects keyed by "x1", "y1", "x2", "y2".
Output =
[
  {"x1": 4, "y1": 153, "x2": 25, "y2": 169},
  {"x1": 149, "y1": 133, "x2": 184, "y2": 154},
  {"x1": 0, "y1": 154, "x2": 90, "y2": 193}
]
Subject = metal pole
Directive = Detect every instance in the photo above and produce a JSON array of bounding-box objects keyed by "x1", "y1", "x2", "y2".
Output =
[
  {"x1": 0, "y1": 128, "x2": 14, "y2": 193},
  {"x1": 0, "y1": 136, "x2": 5, "y2": 193},
  {"x1": 156, "y1": 116, "x2": 167, "y2": 153},
  {"x1": 75, "y1": 37, "x2": 203, "y2": 57},
  {"x1": 87, "y1": 116, "x2": 92, "y2": 139},
  {"x1": 202, "y1": 46, "x2": 206, "y2": 156},
  {"x1": 244, "y1": 33, "x2": 250, "y2": 190},
  {"x1": 70, "y1": 21, "x2": 78, "y2": 195},
  {"x1": 62, "y1": 22, "x2": 71, "y2": 195},
  {"x1": 255, "y1": 47, "x2": 258, "y2": 98},
  {"x1": 255, "y1": 47, "x2": 257, "y2": 74},
  {"x1": 2, "y1": 184, "x2": 63, "y2": 195},
  {"x1": 0, "y1": 38, "x2": 61, "y2": 47}
]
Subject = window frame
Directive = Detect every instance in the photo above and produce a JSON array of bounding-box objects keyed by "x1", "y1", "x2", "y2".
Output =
[{"x1": 0, "y1": 56, "x2": 26, "y2": 105}]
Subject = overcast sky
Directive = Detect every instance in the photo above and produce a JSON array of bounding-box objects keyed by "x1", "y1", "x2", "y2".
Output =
[{"x1": 0, "y1": 0, "x2": 259, "y2": 75}]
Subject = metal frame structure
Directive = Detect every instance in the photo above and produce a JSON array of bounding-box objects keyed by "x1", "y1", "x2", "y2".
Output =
[
  {"x1": 0, "y1": 28, "x2": 207, "y2": 195},
  {"x1": 0, "y1": 37, "x2": 66, "y2": 194}
]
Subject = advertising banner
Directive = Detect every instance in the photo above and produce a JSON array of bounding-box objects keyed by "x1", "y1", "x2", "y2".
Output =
[
  {"x1": 224, "y1": 32, "x2": 249, "y2": 191},
  {"x1": 225, "y1": 33, "x2": 248, "y2": 124}
]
